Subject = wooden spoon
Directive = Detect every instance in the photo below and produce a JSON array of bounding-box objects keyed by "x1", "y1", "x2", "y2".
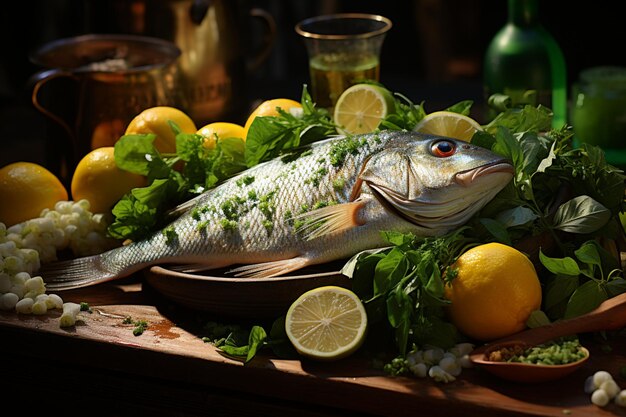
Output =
[{"x1": 469, "y1": 292, "x2": 626, "y2": 383}]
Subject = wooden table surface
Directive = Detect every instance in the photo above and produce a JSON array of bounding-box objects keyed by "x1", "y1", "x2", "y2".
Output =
[{"x1": 1, "y1": 274, "x2": 626, "y2": 417}]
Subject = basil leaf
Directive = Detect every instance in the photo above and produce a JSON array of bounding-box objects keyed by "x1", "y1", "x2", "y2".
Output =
[
  {"x1": 552, "y1": 195, "x2": 611, "y2": 234},
  {"x1": 245, "y1": 326, "x2": 267, "y2": 362},
  {"x1": 373, "y1": 248, "x2": 408, "y2": 296},
  {"x1": 494, "y1": 206, "x2": 538, "y2": 227},
  {"x1": 114, "y1": 134, "x2": 159, "y2": 175},
  {"x1": 425, "y1": 268, "x2": 444, "y2": 299},
  {"x1": 564, "y1": 280, "x2": 607, "y2": 319},
  {"x1": 544, "y1": 274, "x2": 579, "y2": 311},
  {"x1": 445, "y1": 100, "x2": 473, "y2": 116},
  {"x1": 269, "y1": 316, "x2": 298, "y2": 359},
  {"x1": 526, "y1": 310, "x2": 551, "y2": 328},
  {"x1": 244, "y1": 116, "x2": 293, "y2": 167},
  {"x1": 574, "y1": 241, "x2": 602, "y2": 269},
  {"x1": 479, "y1": 218, "x2": 511, "y2": 244},
  {"x1": 386, "y1": 285, "x2": 412, "y2": 355},
  {"x1": 539, "y1": 250, "x2": 580, "y2": 276},
  {"x1": 381, "y1": 230, "x2": 415, "y2": 247},
  {"x1": 606, "y1": 278, "x2": 626, "y2": 297},
  {"x1": 107, "y1": 196, "x2": 157, "y2": 240}
]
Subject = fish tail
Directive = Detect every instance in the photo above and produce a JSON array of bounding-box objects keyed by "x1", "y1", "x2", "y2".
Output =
[{"x1": 40, "y1": 251, "x2": 137, "y2": 291}]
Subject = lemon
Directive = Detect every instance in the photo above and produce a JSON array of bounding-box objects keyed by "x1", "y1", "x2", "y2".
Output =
[
  {"x1": 197, "y1": 122, "x2": 246, "y2": 149},
  {"x1": 285, "y1": 285, "x2": 367, "y2": 361},
  {"x1": 0, "y1": 162, "x2": 68, "y2": 226},
  {"x1": 243, "y1": 98, "x2": 302, "y2": 139},
  {"x1": 71, "y1": 147, "x2": 146, "y2": 214},
  {"x1": 413, "y1": 111, "x2": 483, "y2": 142},
  {"x1": 125, "y1": 106, "x2": 197, "y2": 154},
  {"x1": 333, "y1": 84, "x2": 396, "y2": 135},
  {"x1": 444, "y1": 242, "x2": 542, "y2": 341}
]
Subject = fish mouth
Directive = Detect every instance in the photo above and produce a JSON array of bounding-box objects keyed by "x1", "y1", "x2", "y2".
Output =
[{"x1": 454, "y1": 160, "x2": 514, "y2": 187}]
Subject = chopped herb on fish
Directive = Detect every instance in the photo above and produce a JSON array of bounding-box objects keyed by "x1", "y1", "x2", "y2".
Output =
[
  {"x1": 333, "y1": 178, "x2": 346, "y2": 191},
  {"x1": 162, "y1": 226, "x2": 178, "y2": 244},
  {"x1": 220, "y1": 219, "x2": 238, "y2": 231},
  {"x1": 236, "y1": 175, "x2": 255, "y2": 187},
  {"x1": 329, "y1": 136, "x2": 368, "y2": 167}
]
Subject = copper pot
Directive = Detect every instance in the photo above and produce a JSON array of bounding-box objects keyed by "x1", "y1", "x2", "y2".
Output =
[{"x1": 29, "y1": 34, "x2": 183, "y2": 178}]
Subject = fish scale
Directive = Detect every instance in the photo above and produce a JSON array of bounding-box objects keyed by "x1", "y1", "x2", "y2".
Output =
[{"x1": 41, "y1": 131, "x2": 514, "y2": 289}]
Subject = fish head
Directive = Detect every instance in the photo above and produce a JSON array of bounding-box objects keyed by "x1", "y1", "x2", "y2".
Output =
[{"x1": 360, "y1": 132, "x2": 514, "y2": 231}]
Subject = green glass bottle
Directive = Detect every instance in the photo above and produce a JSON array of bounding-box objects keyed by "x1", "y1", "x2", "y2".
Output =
[{"x1": 483, "y1": 0, "x2": 567, "y2": 128}]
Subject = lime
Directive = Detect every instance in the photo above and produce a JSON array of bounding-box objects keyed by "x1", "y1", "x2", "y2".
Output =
[
  {"x1": 413, "y1": 111, "x2": 482, "y2": 142},
  {"x1": 285, "y1": 285, "x2": 367, "y2": 361},
  {"x1": 333, "y1": 84, "x2": 395, "y2": 135}
]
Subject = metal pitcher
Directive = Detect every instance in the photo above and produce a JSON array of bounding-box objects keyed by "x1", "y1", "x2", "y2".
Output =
[{"x1": 29, "y1": 34, "x2": 183, "y2": 178}]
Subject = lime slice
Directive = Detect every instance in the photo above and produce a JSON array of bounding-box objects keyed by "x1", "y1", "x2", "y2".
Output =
[
  {"x1": 285, "y1": 286, "x2": 368, "y2": 361},
  {"x1": 413, "y1": 111, "x2": 483, "y2": 142},
  {"x1": 333, "y1": 84, "x2": 395, "y2": 135}
]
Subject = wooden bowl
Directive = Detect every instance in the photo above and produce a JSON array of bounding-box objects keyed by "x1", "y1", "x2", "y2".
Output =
[{"x1": 143, "y1": 261, "x2": 352, "y2": 319}]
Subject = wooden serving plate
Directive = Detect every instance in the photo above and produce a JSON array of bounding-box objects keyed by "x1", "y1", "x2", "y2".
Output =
[{"x1": 143, "y1": 260, "x2": 352, "y2": 319}]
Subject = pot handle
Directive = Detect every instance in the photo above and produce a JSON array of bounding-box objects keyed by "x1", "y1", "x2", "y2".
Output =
[
  {"x1": 247, "y1": 8, "x2": 276, "y2": 73},
  {"x1": 30, "y1": 68, "x2": 77, "y2": 152}
]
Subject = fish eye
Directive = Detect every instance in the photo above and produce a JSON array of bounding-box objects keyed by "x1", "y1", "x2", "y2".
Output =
[{"x1": 431, "y1": 140, "x2": 456, "y2": 158}]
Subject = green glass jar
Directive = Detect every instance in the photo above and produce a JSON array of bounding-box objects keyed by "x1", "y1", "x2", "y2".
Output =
[
  {"x1": 483, "y1": 0, "x2": 567, "y2": 128},
  {"x1": 571, "y1": 66, "x2": 626, "y2": 167}
]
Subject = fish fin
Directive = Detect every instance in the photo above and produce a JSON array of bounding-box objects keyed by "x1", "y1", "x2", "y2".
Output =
[
  {"x1": 39, "y1": 253, "x2": 133, "y2": 291},
  {"x1": 294, "y1": 200, "x2": 366, "y2": 241},
  {"x1": 168, "y1": 262, "x2": 228, "y2": 274},
  {"x1": 228, "y1": 257, "x2": 311, "y2": 278}
]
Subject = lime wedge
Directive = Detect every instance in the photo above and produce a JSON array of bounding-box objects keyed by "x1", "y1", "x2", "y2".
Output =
[
  {"x1": 285, "y1": 286, "x2": 368, "y2": 361},
  {"x1": 333, "y1": 84, "x2": 395, "y2": 135}
]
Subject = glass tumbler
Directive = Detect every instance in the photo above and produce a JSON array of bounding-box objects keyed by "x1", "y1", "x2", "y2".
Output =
[{"x1": 295, "y1": 13, "x2": 392, "y2": 110}]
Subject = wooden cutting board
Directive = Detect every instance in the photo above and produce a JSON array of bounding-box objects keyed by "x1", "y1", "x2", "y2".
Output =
[{"x1": 1, "y1": 275, "x2": 625, "y2": 417}]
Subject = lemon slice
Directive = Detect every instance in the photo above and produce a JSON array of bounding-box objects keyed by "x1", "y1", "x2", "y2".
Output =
[
  {"x1": 413, "y1": 111, "x2": 483, "y2": 142},
  {"x1": 333, "y1": 84, "x2": 395, "y2": 135},
  {"x1": 285, "y1": 286, "x2": 368, "y2": 361}
]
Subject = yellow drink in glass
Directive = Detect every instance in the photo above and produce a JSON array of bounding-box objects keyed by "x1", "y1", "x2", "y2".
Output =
[{"x1": 309, "y1": 53, "x2": 380, "y2": 109}]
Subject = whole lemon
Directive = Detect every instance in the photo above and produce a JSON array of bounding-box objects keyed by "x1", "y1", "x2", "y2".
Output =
[
  {"x1": 197, "y1": 122, "x2": 246, "y2": 149},
  {"x1": 243, "y1": 98, "x2": 302, "y2": 139},
  {"x1": 125, "y1": 106, "x2": 197, "y2": 154},
  {"x1": 0, "y1": 162, "x2": 68, "y2": 226},
  {"x1": 71, "y1": 147, "x2": 146, "y2": 214},
  {"x1": 444, "y1": 242, "x2": 542, "y2": 341}
]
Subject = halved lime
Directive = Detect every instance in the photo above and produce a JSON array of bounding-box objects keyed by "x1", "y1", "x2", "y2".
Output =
[
  {"x1": 413, "y1": 111, "x2": 483, "y2": 142},
  {"x1": 285, "y1": 286, "x2": 368, "y2": 361},
  {"x1": 333, "y1": 84, "x2": 395, "y2": 135}
]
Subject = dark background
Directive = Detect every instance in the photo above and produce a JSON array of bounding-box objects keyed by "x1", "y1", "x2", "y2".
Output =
[{"x1": 1, "y1": 0, "x2": 625, "y2": 172}]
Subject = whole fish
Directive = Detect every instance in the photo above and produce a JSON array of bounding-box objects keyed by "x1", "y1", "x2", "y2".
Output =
[{"x1": 41, "y1": 131, "x2": 514, "y2": 290}]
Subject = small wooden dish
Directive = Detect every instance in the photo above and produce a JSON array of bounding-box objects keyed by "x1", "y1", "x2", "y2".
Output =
[
  {"x1": 143, "y1": 261, "x2": 352, "y2": 319},
  {"x1": 469, "y1": 341, "x2": 590, "y2": 383}
]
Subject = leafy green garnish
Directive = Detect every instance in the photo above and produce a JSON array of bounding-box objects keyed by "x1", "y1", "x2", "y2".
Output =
[
  {"x1": 244, "y1": 86, "x2": 336, "y2": 168},
  {"x1": 108, "y1": 127, "x2": 246, "y2": 241},
  {"x1": 345, "y1": 228, "x2": 474, "y2": 355}
]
